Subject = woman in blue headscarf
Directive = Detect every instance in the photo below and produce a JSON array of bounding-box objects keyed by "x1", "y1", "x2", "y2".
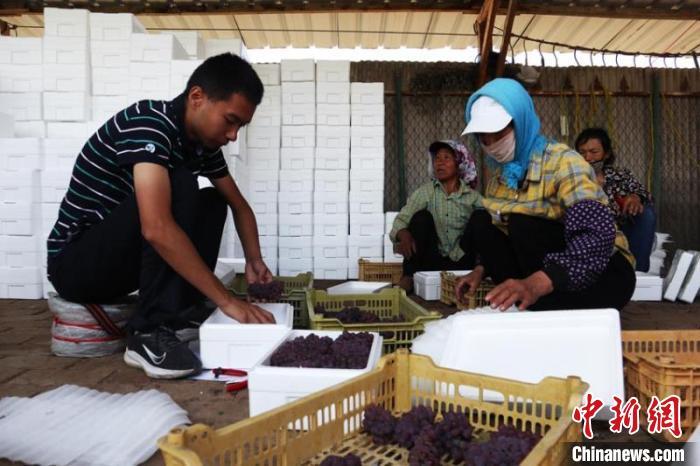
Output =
[
  {"x1": 455, "y1": 78, "x2": 636, "y2": 311},
  {"x1": 389, "y1": 139, "x2": 482, "y2": 292}
]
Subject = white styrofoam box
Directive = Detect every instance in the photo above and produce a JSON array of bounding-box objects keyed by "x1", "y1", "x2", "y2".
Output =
[
  {"x1": 350, "y1": 213, "x2": 384, "y2": 237},
  {"x1": 414, "y1": 271, "x2": 442, "y2": 301},
  {"x1": 281, "y1": 82, "x2": 315, "y2": 106},
  {"x1": 92, "y1": 67, "x2": 130, "y2": 95},
  {"x1": 252, "y1": 63, "x2": 281, "y2": 86},
  {"x1": 0, "y1": 235, "x2": 41, "y2": 268},
  {"x1": 43, "y1": 8, "x2": 89, "y2": 38},
  {"x1": 0, "y1": 202, "x2": 40, "y2": 236},
  {"x1": 348, "y1": 235, "x2": 383, "y2": 258},
  {"x1": 281, "y1": 103, "x2": 316, "y2": 126},
  {"x1": 265, "y1": 256, "x2": 278, "y2": 275},
  {"x1": 246, "y1": 147, "x2": 280, "y2": 170},
  {"x1": 0, "y1": 170, "x2": 40, "y2": 203},
  {"x1": 385, "y1": 212, "x2": 399, "y2": 233},
  {"x1": 0, "y1": 65, "x2": 43, "y2": 93},
  {"x1": 90, "y1": 40, "x2": 130, "y2": 68},
  {"x1": 315, "y1": 147, "x2": 349, "y2": 170},
  {"x1": 278, "y1": 190, "x2": 313, "y2": 215},
  {"x1": 0, "y1": 37, "x2": 42, "y2": 65},
  {"x1": 170, "y1": 59, "x2": 203, "y2": 96},
  {"x1": 248, "y1": 329, "x2": 382, "y2": 416},
  {"x1": 433, "y1": 309, "x2": 624, "y2": 417},
  {"x1": 316, "y1": 125, "x2": 350, "y2": 149},
  {"x1": 91, "y1": 95, "x2": 128, "y2": 124},
  {"x1": 247, "y1": 169, "x2": 279, "y2": 193},
  {"x1": 315, "y1": 60, "x2": 350, "y2": 82},
  {"x1": 280, "y1": 147, "x2": 314, "y2": 170},
  {"x1": 314, "y1": 258, "x2": 349, "y2": 279},
  {"x1": 313, "y1": 191, "x2": 348, "y2": 215},
  {"x1": 631, "y1": 272, "x2": 663, "y2": 301},
  {"x1": 248, "y1": 191, "x2": 278, "y2": 215},
  {"x1": 255, "y1": 213, "x2": 278, "y2": 237},
  {"x1": 384, "y1": 244, "x2": 403, "y2": 263},
  {"x1": 200, "y1": 303, "x2": 293, "y2": 370},
  {"x1": 0, "y1": 113, "x2": 14, "y2": 137},
  {"x1": 279, "y1": 169, "x2": 314, "y2": 192},
  {"x1": 249, "y1": 85, "x2": 281, "y2": 126},
  {"x1": 351, "y1": 104, "x2": 385, "y2": 127},
  {"x1": 315, "y1": 169, "x2": 349, "y2": 193},
  {"x1": 43, "y1": 63, "x2": 90, "y2": 92},
  {"x1": 41, "y1": 203, "x2": 60, "y2": 225},
  {"x1": 679, "y1": 251, "x2": 700, "y2": 304},
  {"x1": 89, "y1": 12, "x2": 145, "y2": 41},
  {"x1": 43, "y1": 37, "x2": 89, "y2": 64},
  {"x1": 46, "y1": 122, "x2": 91, "y2": 139},
  {"x1": 41, "y1": 169, "x2": 72, "y2": 203},
  {"x1": 280, "y1": 59, "x2": 315, "y2": 82},
  {"x1": 281, "y1": 125, "x2": 315, "y2": 148},
  {"x1": 43, "y1": 138, "x2": 82, "y2": 170},
  {"x1": 279, "y1": 214, "x2": 313, "y2": 237},
  {"x1": 278, "y1": 258, "x2": 313, "y2": 276},
  {"x1": 313, "y1": 235, "x2": 348, "y2": 259},
  {"x1": 278, "y1": 236, "x2": 313, "y2": 259},
  {"x1": 350, "y1": 169, "x2": 385, "y2": 192},
  {"x1": 313, "y1": 213, "x2": 348, "y2": 237},
  {"x1": 351, "y1": 82, "x2": 384, "y2": 105},
  {"x1": 316, "y1": 103, "x2": 350, "y2": 127},
  {"x1": 129, "y1": 62, "x2": 171, "y2": 93},
  {"x1": 351, "y1": 125, "x2": 384, "y2": 149},
  {"x1": 13, "y1": 121, "x2": 45, "y2": 138},
  {"x1": 664, "y1": 250, "x2": 695, "y2": 301},
  {"x1": 43, "y1": 92, "x2": 90, "y2": 122},
  {"x1": 349, "y1": 190, "x2": 383, "y2": 214},
  {"x1": 246, "y1": 126, "x2": 281, "y2": 149},
  {"x1": 316, "y1": 82, "x2": 350, "y2": 105},
  {"x1": 130, "y1": 33, "x2": 188, "y2": 62},
  {"x1": 203, "y1": 38, "x2": 247, "y2": 59},
  {"x1": 0, "y1": 93, "x2": 42, "y2": 121},
  {"x1": 0, "y1": 266, "x2": 42, "y2": 299},
  {"x1": 0, "y1": 138, "x2": 41, "y2": 171},
  {"x1": 160, "y1": 30, "x2": 202, "y2": 58}
]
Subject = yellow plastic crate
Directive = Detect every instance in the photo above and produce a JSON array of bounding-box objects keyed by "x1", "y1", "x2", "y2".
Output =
[
  {"x1": 225, "y1": 272, "x2": 314, "y2": 328},
  {"x1": 440, "y1": 271, "x2": 495, "y2": 308},
  {"x1": 158, "y1": 350, "x2": 588, "y2": 466},
  {"x1": 622, "y1": 329, "x2": 700, "y2": 442},
  {"x1": 306, "y1": 287, "x2": 441, "y2": 354},
  {"x1": 358, "y1": 259, "x2": 403, "y2": 285}
]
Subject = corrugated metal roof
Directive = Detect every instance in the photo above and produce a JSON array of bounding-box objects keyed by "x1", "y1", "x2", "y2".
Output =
[{"x1": 2, "y1": 10, "x2": 698, "y2": 55}]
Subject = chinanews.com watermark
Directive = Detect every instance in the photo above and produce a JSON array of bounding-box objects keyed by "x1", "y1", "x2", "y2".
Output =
[{"x1": 567, "y1": 394, "x2": 692, "y2": 464}]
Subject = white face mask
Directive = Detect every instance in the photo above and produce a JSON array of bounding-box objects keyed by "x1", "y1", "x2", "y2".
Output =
[{"x1": 481, "y1": 131, "x2": 516, "y2": 163}]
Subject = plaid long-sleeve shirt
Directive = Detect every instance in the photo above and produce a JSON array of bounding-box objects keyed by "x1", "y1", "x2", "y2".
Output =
[{"x1": 390, "y1": 179, "x2": 483, "y2": 262}]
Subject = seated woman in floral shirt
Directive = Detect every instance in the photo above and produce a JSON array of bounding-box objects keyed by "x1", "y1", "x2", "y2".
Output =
[{"x1": 575, "y1": 128, "x2": 656, "y2": 272}]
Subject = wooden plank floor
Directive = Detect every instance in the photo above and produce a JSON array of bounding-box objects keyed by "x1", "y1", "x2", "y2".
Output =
[{"x1": 0, "y1": 285, "x2": 698, "y2": 465}]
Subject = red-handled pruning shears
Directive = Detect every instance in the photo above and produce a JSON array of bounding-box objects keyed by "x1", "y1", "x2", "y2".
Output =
[{"x1": 212, "y1": 367, "x2": 248, "y2": 392}]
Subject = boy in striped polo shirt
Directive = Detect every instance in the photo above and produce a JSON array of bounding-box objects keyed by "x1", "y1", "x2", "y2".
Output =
[{"x1": 47, "y1": 54, "x2": 275, "y2": 379}]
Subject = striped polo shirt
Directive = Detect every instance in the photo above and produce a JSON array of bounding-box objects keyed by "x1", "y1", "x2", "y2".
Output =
[{"x1": 46, "y1": 93, "x2": 229, "y2": 258}]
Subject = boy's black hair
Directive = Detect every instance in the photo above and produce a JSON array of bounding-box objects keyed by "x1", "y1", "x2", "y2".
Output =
[
  {"x1": 575, "y1": 127, "x2": 616, "y2": 166},
  {"x1": 186, "y1": 53, "x2": 264, "y2": 105}
]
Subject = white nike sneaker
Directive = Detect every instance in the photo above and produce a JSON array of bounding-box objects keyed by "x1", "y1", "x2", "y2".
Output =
[{"x1": 123, "y1": 326, "x2": 202, "y2": 379}]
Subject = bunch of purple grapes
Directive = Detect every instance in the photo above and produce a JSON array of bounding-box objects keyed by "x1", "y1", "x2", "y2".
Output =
[
  {"x1": 269, "y1": 332, "x2": 372, "y2": 369},
  {"x1": 466, "y1": 425, "x2": 541, "y2": 466},
  {"x1": 434, "y1": 411, "x2": 474, "y2": 462},
  {"x1": 319, "y1": 453, "x2": 362, "y2": 466},
  {"x1": 393, "y1": 405, "x2": 436, "y2": 449},
  {"x1": 409, "y1": 425, "x2": 441, "y2": 466},
  {"x1": 247, "y1": 280, "x2": 285, "y2": 301},
  {"x1": 318, "y1": 305, "x2": 406, "y2": 324},
  {"x1": 362, "y1": 404, "x2": 397, "y2": 444}
]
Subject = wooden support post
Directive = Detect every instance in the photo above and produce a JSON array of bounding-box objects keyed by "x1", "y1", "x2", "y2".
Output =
[
  {"x1": 496, "y1": 0, "x2": 518, "y2": 77},
  {"x1": 475, "y1": 0, "x2": 500, "y2": 86}
]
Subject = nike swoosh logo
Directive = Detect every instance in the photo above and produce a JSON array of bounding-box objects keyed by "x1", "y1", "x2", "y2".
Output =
[{"x1": 142, "y1": 345, "x2": 166, "y2": 365}]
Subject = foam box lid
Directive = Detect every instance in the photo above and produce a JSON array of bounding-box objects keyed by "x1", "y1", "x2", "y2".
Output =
[
  {"x1": 201, "y1": 302, "x2": 292, "y2": 331},
  {"x1": 635, "y1": 272, "x2": 663, "y2": 288},
  {"x1": 414, "y1": 271, "x2": 442, "y2": 286},
  {"x1": 439, "y1": 308, "x2": 623, "y2": 418},
  {"x1": 326, "y1": 281, "x2": 391, "y2": 295}
]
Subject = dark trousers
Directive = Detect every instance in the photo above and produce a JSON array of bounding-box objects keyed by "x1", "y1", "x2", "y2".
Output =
[
  {"x1": 620, "y1": 206, "x2": 656, "y2": 273},
  {"x1": 466, "y1": 210, "x2": 636, "y2": 311},
  {"x1": 48, "y1": 167, "x2": 227, "y2": 332},
  {"x1": 402, "y1": 210, "x2": 475, "y2": 276}
]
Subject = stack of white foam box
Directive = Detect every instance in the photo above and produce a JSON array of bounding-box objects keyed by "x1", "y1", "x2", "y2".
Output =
[
  {"x1": 161, "y1": 30, "x2": 203, "y2": 60},
  {"x1": 0, "y1": 36, "x2": 44, "y2": 138},
  {"x1": 312, "y1": 61, "x2": 351, "y2": 280},
  {"x1": 203, "y1": 38, "x2": 249, "y2": 61},
  {"x1": 383, "y1": 211, "x2": 403, "y2": 262},
  {"x1": 347, "y1": 82, "x2": 385, "y2": 278},
  {"x1": 129, "y1": 29, "x2": 186, "y2": 103},
  {"x1": 278, "y1": 60, "x2": 315, "y2": 277}
]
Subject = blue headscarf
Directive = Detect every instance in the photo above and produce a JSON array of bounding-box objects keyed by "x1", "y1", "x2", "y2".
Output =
[{"x1": 465, "y1": 78, "x2": 548, "y2": 189}]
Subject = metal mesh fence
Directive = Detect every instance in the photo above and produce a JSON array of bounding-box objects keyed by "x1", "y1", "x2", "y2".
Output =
[{"x1": 351, "y1": 62, "x2": 700, "y2": 255}]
